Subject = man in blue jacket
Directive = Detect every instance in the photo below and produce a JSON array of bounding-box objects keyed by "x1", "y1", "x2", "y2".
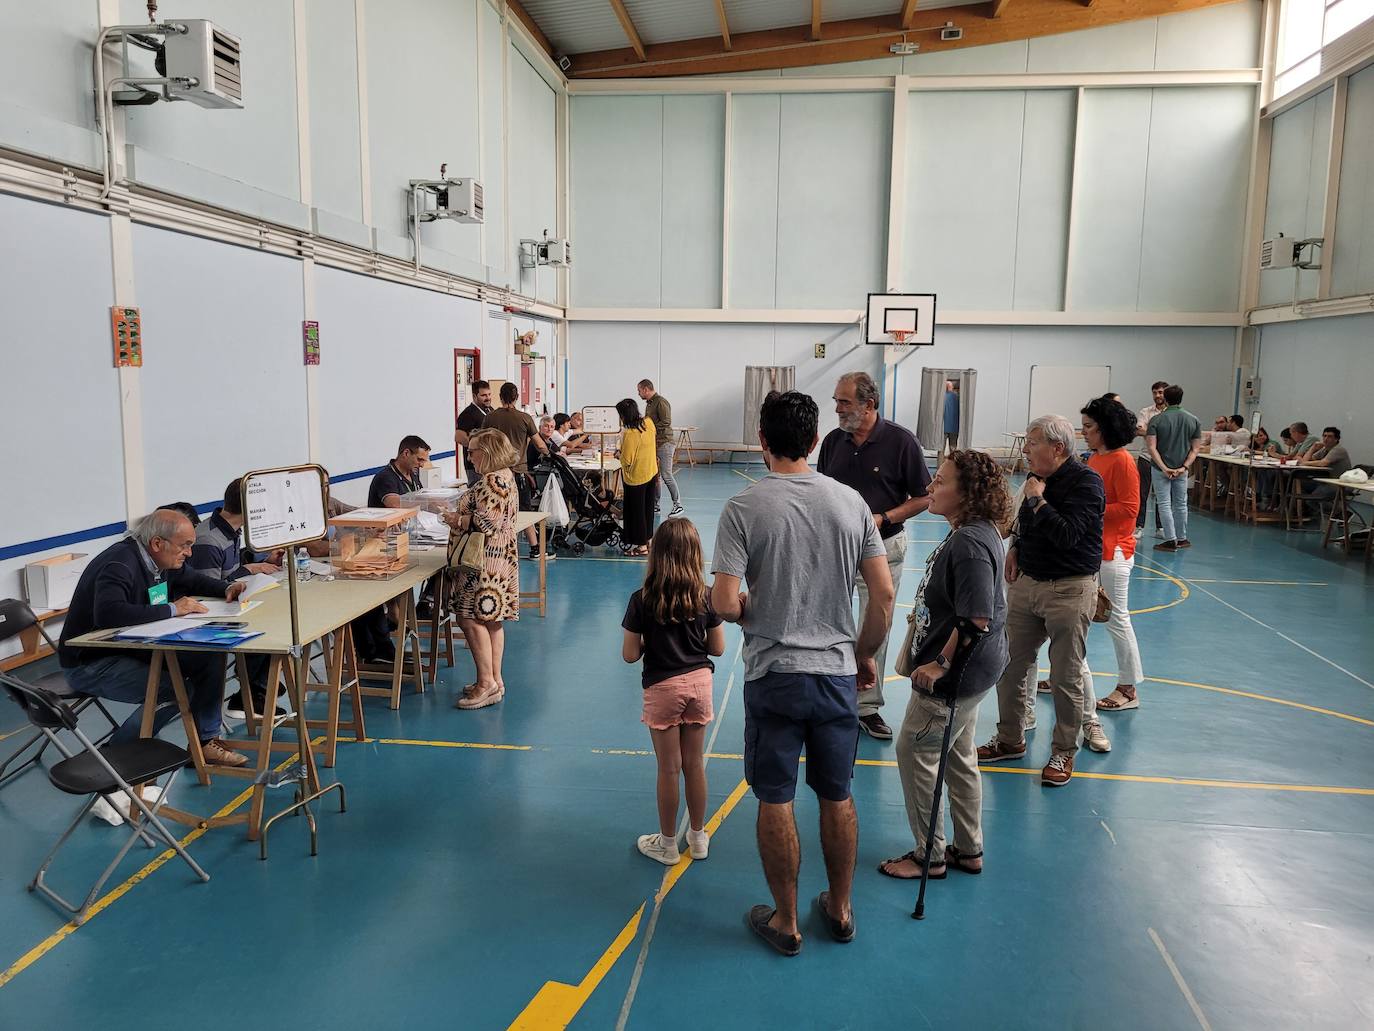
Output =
[{"x1": 59, "y1": 509, "x2": 250, "y2": 767}]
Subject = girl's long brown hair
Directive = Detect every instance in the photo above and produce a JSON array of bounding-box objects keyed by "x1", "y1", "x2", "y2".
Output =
[{"x1": 642, "y1": 518, "x2": 708, "y2": 625}]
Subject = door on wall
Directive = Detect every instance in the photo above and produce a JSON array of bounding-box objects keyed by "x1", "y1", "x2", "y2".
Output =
[
  {"x1": 454, "y1": 348, "x2": 481, "y2": 477},
  {"x1": 917, "y1": 368, "x2": 978, "y2": 453}
]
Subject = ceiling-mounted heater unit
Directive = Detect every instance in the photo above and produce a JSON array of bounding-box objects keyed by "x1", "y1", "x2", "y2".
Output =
[{"x1": 162, "y1": 20, "x2": 243, "y2": 109}]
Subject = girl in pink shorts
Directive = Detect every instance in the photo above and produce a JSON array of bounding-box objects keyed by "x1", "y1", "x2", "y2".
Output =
[{"x1": 621, "y1": 518, "x2": 725, "y2": 866}]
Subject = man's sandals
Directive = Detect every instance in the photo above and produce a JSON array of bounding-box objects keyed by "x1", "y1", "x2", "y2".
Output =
[{"x1": 878, "y1": 846, "x2": 983, "y2": 880}]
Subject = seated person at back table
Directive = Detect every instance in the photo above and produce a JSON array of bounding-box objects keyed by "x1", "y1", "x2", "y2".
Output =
[
  {"x1": 1292, "y1": 426, "x2": 1354, "y2": 509},
  {"x1": 189, "y1": 478, "x2": 289, "y2": 720},
  {"x1": 561, "y1": 411, "x2": 594, "y2": 454},
  {"x1": 57, "y1": 509, "x2": 250, "y2": 767}
]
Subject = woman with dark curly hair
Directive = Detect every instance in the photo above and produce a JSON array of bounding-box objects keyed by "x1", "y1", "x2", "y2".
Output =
[
  {"x1": 879, "y1": 450, "x2": 1010, "y2": 880},
  {"x1": 1080, "y1": 394, "x2": 1144, "y2": 721}
]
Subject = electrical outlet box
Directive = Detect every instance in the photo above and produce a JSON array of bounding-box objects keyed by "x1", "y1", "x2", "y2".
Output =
[{"x1": 815, "y1": 343, "x2": 826, "y2": 359}]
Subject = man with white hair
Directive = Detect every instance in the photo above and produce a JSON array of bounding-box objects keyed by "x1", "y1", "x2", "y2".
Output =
[
  {"x1": 58, "y1": 509, "x2": 250, "y2": 767},
  {"x1": 818, "y1": 370, "x2": 931, "y2": 741},
  {"x1": 977, "y1": 415, "x2": 1104, "y2": 787}
]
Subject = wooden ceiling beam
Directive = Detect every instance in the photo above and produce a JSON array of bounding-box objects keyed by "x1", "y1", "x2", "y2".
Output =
[
  {"x1": 608, "y1": 0, "x2": 647, "y2": 61},
  {"x1": 900, "y1": 0, "x2": 921, "y2": 30},
  {"x1": 714, "y1": 0, "x2": 733, "y2": 50},
  {"x1": 989, "y1": 0, "x2": 1014, "y2": 17},
  {"x1": 812, "y1": 1, "x2": 824, "y2": 41},
  {"x1": 506, "y1": 0, "x2": 557, "y2": 62},
  {"x1": 565, "y1": 0, "x2": 1238, "y2": 77}
]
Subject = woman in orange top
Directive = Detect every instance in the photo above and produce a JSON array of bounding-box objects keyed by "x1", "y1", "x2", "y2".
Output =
[{"x1": 1080, "y1": 395, "x2": 1144, "y2": 718}]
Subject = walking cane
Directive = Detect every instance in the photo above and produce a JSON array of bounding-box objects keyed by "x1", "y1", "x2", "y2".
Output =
[{"x1": 913, "y1": 693, "x2": 959, "y2": 921}]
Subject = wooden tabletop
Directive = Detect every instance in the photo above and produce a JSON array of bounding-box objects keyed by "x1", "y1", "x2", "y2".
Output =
[
  {"x1": 1315, "y1": 477, "x2": 1374, "y2": 493},
  {"x1": 66, "y1": 550, "x2": 448, "y2": 656}
]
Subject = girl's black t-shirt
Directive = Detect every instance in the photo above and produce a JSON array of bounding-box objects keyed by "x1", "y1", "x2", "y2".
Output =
[{"x1": 622, "y1": 590, "x2": 722, "y2": 689}]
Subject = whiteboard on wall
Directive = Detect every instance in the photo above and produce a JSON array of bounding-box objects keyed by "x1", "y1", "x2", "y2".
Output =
[{"x1": 1028, "y1": 365, "x2": 1111, "y2": 425}]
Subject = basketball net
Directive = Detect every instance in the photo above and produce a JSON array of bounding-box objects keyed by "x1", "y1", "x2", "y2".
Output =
[{"x1": 888, "y1": 329, "x2": 911, "y2": 353}]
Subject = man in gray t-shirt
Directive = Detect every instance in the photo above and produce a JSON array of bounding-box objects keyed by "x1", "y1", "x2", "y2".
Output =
[
  {"x1": 1294, "y1": 426, "x2": 1354, "y2": 506},
  {"x1": 711, "y1": 391, "x2": 893, "y2": 956}
]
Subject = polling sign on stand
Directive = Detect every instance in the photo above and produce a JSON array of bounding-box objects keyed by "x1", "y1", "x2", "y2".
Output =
[
  {"x1": 580, "y1": 406, "x2": 621, "y2": 479},
  {"x1": 240, "y1": 463, "x2": 345, "y2": 859}
]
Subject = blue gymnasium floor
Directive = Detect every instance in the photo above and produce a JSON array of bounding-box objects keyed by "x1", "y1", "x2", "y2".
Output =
[{"x1": 2, "y1": 463, "x2": 1373, "y2": 1030}]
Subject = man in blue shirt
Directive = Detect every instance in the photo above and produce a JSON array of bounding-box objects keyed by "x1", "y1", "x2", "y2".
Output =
[{"x1": 943, "y1": 379, "x2": 960, "y2": 458}]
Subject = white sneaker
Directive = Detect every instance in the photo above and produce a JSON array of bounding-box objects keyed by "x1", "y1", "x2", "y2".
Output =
[
  {"x1": 637, "y1": 832, "x2": 680, "y2": 866},
  {"x1": 1133, "y1": 526, "x2": 1143, "y2": 539},
  {"x1": 686, "y1": 828, "x2": 709, "y2": 860},
  {"x1": 1082, "y1": 719, "x2": 1112, "y2": 753},
  {"x1": 669, "y1": 504, "x2": 685, "y2": 518}
]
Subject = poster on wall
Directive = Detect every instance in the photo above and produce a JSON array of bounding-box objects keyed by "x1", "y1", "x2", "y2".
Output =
[
  {"x1": 303, "y1": 321, "x2": 320, "y2": 366},
  {"x1": 111, "y1": 307, "x2": 142, "y2": 367}
]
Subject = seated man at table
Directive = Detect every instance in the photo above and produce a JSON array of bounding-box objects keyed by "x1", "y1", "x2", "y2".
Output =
[
  {"x1": 551, "y1": 413, "x2": 573, "y2": 449},
  {"x1": 560, "y1": 411, "x2": 594, "y2": 454},
  {"x1": 369, "y1": 435, "x2": 429, "y2": 508},
  {"x1": 189, "y1": 479, "x2": 289, "y2": 720},
  {"x1": 1292, "y1": 426, "x2": 1354, "y2": 509},
  {"x1": 57, "y1": 509, "x2": 249, "y2": 767},
  {"x1": 1283, "y1": 422, "x2": 1318, "y2": 459}
]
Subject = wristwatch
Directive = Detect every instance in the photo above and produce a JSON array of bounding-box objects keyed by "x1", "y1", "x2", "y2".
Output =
[{"x1": 935, "y1": 655, "x2": 950, "y2": 670}]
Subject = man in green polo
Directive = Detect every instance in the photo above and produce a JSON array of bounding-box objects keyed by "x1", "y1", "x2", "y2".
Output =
[
  {"x1": 638, "y1": 378, "x2": 683, "y2": 517},
  {"x1": 1145, "y1": 384, "x2": 1202, "y2": 552}
]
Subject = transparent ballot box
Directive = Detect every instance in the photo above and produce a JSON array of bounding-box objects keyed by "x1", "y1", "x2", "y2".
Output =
[
  {"x1": 328, "y1": 507, "x2": 417, "y2": 579},
  {"x1": 399, "y1": 487, "x2": 464, "y2": 516}
]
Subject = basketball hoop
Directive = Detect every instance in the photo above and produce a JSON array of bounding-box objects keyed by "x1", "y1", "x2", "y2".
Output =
[{"x1": 888, "y1": 329, "x2": 911, "y2": 352}]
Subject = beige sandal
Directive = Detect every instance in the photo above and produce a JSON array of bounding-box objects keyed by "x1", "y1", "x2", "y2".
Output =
[
  {"x1": 456, "y1": 685, "x2": 499, "y2": 709},
  {"x1": 1097, "y1": 687, "x2": 1140, "y2": 711}
]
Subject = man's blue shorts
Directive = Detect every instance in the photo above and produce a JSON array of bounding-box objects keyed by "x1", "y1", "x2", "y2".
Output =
[{"x1": 743, "y1": 671, "x2": 859, "y2": 804}]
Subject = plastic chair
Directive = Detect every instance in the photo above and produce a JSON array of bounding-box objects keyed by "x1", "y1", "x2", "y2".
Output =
[
  {"x1": 0, "y1": 599, "x2": 119, "y2": 789},
  {"x1": 0, "y1": 672, "x2": 210, "y2": 924}
]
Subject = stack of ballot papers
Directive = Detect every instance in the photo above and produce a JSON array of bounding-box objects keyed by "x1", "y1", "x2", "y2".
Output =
[{"x1": 184, "y1": 572, "x2": 279, "y2": 618}]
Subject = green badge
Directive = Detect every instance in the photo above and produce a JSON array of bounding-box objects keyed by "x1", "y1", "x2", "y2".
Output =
[{"x1": 147, "y1": 581, "x2": 169, "y2": 607}]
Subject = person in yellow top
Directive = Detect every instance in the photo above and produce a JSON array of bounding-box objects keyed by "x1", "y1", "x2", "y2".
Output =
[{"x1": 617, "y1": 397, "x2": 660, "y2": 556}]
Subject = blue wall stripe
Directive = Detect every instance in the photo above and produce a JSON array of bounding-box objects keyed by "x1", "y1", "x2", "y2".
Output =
[{"x1": 0, "y1": 451, "x2": 461, "y2": 563}]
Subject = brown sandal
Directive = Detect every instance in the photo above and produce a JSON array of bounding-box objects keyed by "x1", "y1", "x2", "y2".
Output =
[
  {"x1": 944, "y1": 846, "x2": 983, "y2": 875},
  {"x1": 878, "y1": 850, "x2": 945, "y2": 880},
  {"x1": 1096, "y1": 687, "x2": 1140, "y2": 711}
]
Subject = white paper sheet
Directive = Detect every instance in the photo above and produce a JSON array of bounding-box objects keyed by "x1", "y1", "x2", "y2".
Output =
[{"x1": 184, "y1": 599, "x2": 263, "y2": 619}]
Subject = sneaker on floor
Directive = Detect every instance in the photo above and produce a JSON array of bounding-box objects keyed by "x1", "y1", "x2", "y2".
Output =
[
  {"x1": 1175, "y1": 539, "x2": 1192, "y2": 549},
  {"x1": 1153, "y1": 540, "x2": 1178, "y2": 551},
  {"x1": 977, "y1": 737, "x2": 1026, "y2": 762},
  {"x1": 1082, "y1": 719, "x2": 1111, "y2": 753},
  {"x1": 224, "y1": 692, "x2": 293, "y2": 721},
  {"x1": 1153, "y1": 528, "x2": 1166, "y2": 539},
  {"x1": 1042, "y1": 752, "x2": 1074, "y2": 786},
  {"x1": 686, "y1": 828, "x2": 709, "y2": 860},
  {"x1": 858, "y1": 712, "x2": 893, "y2": 740},
  {"x1": 669, "y1": 504, "x2": 685, "y2": 518},
  {"x1": 1036, "y1": 679, "x2": 1051, "y2": 694},
  {"x1": 200, "y1": 738, "x2": 249, "y2": 768},
  {"x1": 1133, "y1": 526, "x2": 1144, "y2": 539},
  {"x1": 637, "y1": 832, "x2": 680, "y2": 866}
]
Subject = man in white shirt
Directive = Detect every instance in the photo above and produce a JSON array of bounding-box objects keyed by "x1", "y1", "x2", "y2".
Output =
[{"x1": 1134, "y1": 381, "x2": 1169, "y2": 535}]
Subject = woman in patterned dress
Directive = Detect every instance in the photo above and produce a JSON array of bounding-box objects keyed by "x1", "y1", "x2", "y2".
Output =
[{"x1": 446, "y1": 429, "x2": 521, "y2": 709}]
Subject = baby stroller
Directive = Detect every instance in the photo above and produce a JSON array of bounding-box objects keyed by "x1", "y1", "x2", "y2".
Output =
[{"x1": 531, "y1": 453, "x2": 623, "y2": 556}]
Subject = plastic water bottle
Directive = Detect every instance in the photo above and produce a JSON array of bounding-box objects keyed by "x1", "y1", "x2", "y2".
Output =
[{"x1": 296, "y1": 547, "x2": 310, "y2": 579}]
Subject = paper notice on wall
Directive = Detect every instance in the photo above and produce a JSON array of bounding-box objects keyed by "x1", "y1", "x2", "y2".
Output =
[{"x1": 243, "y1": 467, "x2": 328, "y2": 551}]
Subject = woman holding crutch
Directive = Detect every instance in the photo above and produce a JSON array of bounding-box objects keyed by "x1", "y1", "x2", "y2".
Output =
[{"x1": 879, "y1": 449, "x2": 1011, "y2": 884}]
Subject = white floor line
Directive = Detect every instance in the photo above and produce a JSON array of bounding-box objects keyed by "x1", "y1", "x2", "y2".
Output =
[
  {"x1": 1148, "y1": 927, "x2": 1213, "y2": 1031},
  {"x1": 615, "y1": 636, "x2": 744, "y2": 1031},
  {"x1": 1168, "y1": 572, "x2": 1374, "y2": 691}
]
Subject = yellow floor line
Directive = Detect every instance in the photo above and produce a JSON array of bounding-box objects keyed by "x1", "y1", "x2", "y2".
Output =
[
  {"x1": 731, "y1": 469, "x2": 758, "y2": 483},
  {"x1": 881, "y1": 669, "x2": 1374, "y2": 728},
  {"x1": 371, "y1": 738, "x2": 532, "y2": 751},
  {"x1": 508, "y1": 778, "x2": 751, "y2": 1029},
  {"x1": 1136, "y1": 576, "x2": 1327, "y2": 586},
  {"x1": 0, "y1": 728, "x2": 24, "y2": 742},
  {"x1": 0, "y1": 744, "x2": 313, "y2": 991}
]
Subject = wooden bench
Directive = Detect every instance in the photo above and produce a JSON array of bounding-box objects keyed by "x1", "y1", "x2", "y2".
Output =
[
  {"x1": 0, "y1": 607, "x2": 66, "y2": 673},
  {"x1": 683, "y1": 442, "x2": 765, "y2": 465}
]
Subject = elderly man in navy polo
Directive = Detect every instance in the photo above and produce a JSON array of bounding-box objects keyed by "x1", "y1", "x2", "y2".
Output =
[{"x1": 817, "y1": 371, "x2": 932, "y2": 741}]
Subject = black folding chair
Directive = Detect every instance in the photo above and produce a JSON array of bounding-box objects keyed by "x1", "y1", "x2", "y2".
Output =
[
  {"x1": 0, "y1": 673, "x2": 210, "y2": 924},
  {"x1": 0, "y1": 599, "x2": 119, "y2": 789}
]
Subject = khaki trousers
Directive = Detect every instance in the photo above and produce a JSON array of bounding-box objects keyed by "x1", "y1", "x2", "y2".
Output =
[
  {"x1": 854, "y1": 532, "x2": 906, "y2": 717},
  {"x1": 895, "y1": 688, "x2": 986, "y2": 859},
  {"x1": 994, "y1": 574, "x2": 1096, "y2": 755}
]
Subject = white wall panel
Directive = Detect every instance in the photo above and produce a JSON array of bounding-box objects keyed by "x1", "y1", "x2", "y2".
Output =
[
  {"x1": 775, "y1": 92, "x2": 890, "y2": 309},
  {"x1": 1068, "y1": 89, "x2": 1152, "y2": 311},
  {"x1": 1014, "y1": 90, "x2": 1075, "y2": 311},
  {"x1": 662, "y1": 96, "x2": 725, "y2": 308},
  {"x1": 1154, "y1": 1, "x2": 1262, "y2": 71},
  {"x1": 906, "y1": 41, "x2": 1030, "y2": 75},
  {"x1": 1257, "y1": 313, "x2": 1374, "y2": 458},
  {"x1": 1027, "y1": 19, "x2": 1159, "y2": 74},
  {"x1": 316, "y1": 267, "x2": 481, "y2": 503},
  {"x1": 0, "y1": 2, "x2": 101, "y2": 166},
  {"x1": 1332, "y1": 65, "x2": 1374, "y2": 298},
  {"x1": 567, "y1": 322, "x2": 663, "y2": 413},
  {"x1": 122, "y1": 0, "x2": 301, "y2": 205},
  {"x1": 510, "y1": 48, "x2": 559, "y2": 303},
  {"x1": 1259, "y1": 88, "x2": 1332, "y2": 305},
  {"x1": 306, "y1": 0, "x2": 363, "y2": 222},
  {"x1": 0, "y1": 197, "x2": 122, "y2": 549},
  {"x1": 905, "y1": 91, "x2": 1025, "y2": 309},
  {"x1": 133, "y1": 226, "x2": 308, "y2": 509},
  {"x1": 658, "y1": 325, "x2": 777, "y2": 444},
  {"x1": 1138, "y1": 86, "x2": 1253, "y2": 312},
  {"x1": 481, "y1": 1, "x2": 509, "y2": 278},
  {"x1": 364, "y1": 0, "x2": 481, "y2": 262},
  {"x1": 727, "y1": 94, "x2": 782, "y2": 309},
  {"x1": 570, "y1": 96, "x2": 663, "y2": 306}
]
